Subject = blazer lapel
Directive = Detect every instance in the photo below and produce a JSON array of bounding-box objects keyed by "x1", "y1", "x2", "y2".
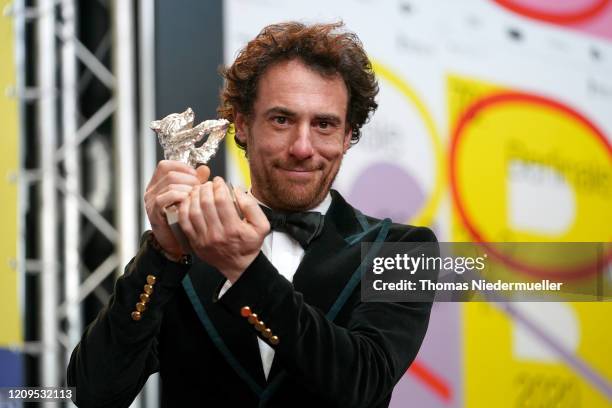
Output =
[
  {"x1": 292, "y1": 190, "x2": 366, "y2": 303},
  {"x1": 267, "y1": 190, "x2": 366, "y2": 381}
]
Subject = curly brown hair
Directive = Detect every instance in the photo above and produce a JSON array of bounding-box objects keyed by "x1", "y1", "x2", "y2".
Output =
[{"x1": 217, "y1": 21, "x2": 378, "y2": 150}]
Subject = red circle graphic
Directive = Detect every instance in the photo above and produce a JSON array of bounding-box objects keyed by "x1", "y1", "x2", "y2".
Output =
[
  {"x1": 450, "y1": 91, "x2": 612, "y2": 280},
  {"x1": 493, "y1": 0, "x2": 610, "y2": 25}
]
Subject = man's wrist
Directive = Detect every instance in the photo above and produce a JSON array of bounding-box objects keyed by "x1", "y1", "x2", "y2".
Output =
[
  {"x1": 147, "y1": 233, "x2": 192, "y2": 265},
  {"x1": 220, "y1": 252, "x2": 262, "y2": 283}
]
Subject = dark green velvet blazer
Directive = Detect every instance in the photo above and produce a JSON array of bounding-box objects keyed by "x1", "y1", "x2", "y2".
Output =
[{"x1": 68, "y1": 190, "x2": 437, "y2": 407}]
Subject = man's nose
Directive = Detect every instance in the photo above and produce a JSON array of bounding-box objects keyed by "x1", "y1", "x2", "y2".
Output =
[{"x1": 288, "y1": 123, "x2": 314, "y2": 160}]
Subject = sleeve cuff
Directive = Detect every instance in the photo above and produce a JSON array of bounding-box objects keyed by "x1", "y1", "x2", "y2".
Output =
[
  {"x1": 132, "y1": 231, "x2": 192, "y2": 289},
  {"x1": 112, "y1": 231, "x2": 192, "y2": 323}
]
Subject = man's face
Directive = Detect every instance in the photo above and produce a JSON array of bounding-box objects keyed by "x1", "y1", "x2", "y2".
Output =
[{"x1": 235, "y1": 59, "x2": 352, "y2": 211}]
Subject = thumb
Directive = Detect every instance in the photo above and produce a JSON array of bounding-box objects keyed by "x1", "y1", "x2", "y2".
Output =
[
  {"x1": 235, "y1": 188, "x2": 270, "y2": 234},
  {"x1": 196, "y1": 165, "x2": 211, "y2": 184}
]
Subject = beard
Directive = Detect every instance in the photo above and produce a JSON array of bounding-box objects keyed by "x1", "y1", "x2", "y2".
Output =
[{"x1": 251, "y1": 158, "x2": 342, "y2": 212}]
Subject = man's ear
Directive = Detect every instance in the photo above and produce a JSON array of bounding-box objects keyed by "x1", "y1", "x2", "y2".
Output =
[
  {"x1": 234, "y1": 112, "x2": 248, "y2": 145},
  {"x1": 343, "y1": 128, "x2": 352, "y2": 152}
]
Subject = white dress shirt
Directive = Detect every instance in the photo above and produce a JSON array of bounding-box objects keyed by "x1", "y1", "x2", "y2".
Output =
[{"x1": 218, "y1": 192, "x2": 332, "y2": 379}]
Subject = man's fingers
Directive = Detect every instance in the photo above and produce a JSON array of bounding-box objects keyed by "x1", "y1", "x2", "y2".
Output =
[
  {"x1": 213, "y1": 177, "x2": 241, "y2": 229},
  {"x1": 235, "y1": 188, "x2": 270, "y2": 234},
  {"x1": 199, "y1": 181, "x2": 222, "y2": 240},
  {"x1": 188, "y1": 186, "x2": 208, "y2": 239},
  {"x1": 160, "y1": 183, "x2": 193, "y2": 195},
  {"x1": 152, "y1": 190, "x2": 190, "y2": 218},
  {"x1": 177, "y1": 191, "x2": 197, "y2": 241},
  {"x1": 148, "y1": 160, "x2": 197, "y2": 187},
  {"x1": 160, "y1": 171, "x2": 201, "y2": 188},
  {"x1": 146, "y1": 184, "x2": 191, "y2": 215},
  {"x1": 147, "y1": 171, "x2": 201, "y2": 200}
]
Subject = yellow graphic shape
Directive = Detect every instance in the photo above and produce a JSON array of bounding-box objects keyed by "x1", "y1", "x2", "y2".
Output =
[
  {"x1": 0, "y1": 0, "x2": 22, "y2": 346},
  {"x1": 449, "y1": 76, "x2": 611, "y2": 243},
  {"x1": 226, "y1": 131, "x2": 251, "y2": 187},
  {"x1": 450, "y1": 75, "x2": 612, "y2": 407}
]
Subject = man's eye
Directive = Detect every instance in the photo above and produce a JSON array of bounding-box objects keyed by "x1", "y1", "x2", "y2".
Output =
[
  {"x1": 318, "y1": 121, "x2": 329, "y2": 129},
  {"x1": 274, "y1": 116, "x2": 287, "y2": 125}
]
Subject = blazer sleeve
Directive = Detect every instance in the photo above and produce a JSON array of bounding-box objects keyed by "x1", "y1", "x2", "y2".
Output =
[
  {"x1": 216, "y1": 225, "x2": 438, "y2": 408},
  {"x1": 67, "y1": 231, "x2": 190, "y2": 408}
]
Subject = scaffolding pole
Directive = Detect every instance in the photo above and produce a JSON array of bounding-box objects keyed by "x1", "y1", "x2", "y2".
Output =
[
  {"x1": 139, "y1": 0, "x2": 157, "y2": 230},
  {"x1": 60, "y1": 0, "x2": 82, "y2": 387},
  {"x1": 111, "y1": 0, "x2": 138, "y2": 269},
  {"x1": 139, "y1": 1, "x2": 160, "y2": 406},
  {"x1": 112, "y1": 0, "x2": 141, "y2": 406},
  {"x1": 37, "y1": 0, "x2": 59, "y2": 388}
]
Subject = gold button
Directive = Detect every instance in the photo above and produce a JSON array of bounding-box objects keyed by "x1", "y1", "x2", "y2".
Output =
[
  {"x1": 263, "y1": 328, "x2": 273, "y2": 339},
  {"x1": 140, "y1": 293, "x2": 150, "y2": 303},
  {"x1": 144, "y1": 284, "x2": 154, "y2": 295},
  {"x1": 247, "y1": 313, "x2": 258, "y2": 324},
  {"x1": 270, "y1": 335, "x2": 279, "y2": 345},
  {"x1": 146, "y1": 275, "x2": 157, "y2": 285},
  {"x1": 255, "y1": 321, "x2": 266, "y2": 332},
  {"x1": 131, "y1": 311, "x2": 142, "y2": 321},
  {"x1": 240, "y1": 306, "x2": 252, "y2": 317},
  {"x1": 136, "y1": 302, "x2": 147, "y2": 312}
]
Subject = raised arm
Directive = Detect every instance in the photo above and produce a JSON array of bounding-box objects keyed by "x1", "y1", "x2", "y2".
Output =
[
  {"x1": 67, "y1": 160, "x2": 207, "y2": 407},
  {"x1": 216, "y1": 226, "x2": 437, "y2": 407}
]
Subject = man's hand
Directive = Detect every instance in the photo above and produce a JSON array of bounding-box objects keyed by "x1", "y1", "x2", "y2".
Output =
[
  {"x1": 144, "y1": 160, "x2": 210, "y2": 258},
  {"x1": 178, "y1": 176, "x2": 270, "y2": 283}
]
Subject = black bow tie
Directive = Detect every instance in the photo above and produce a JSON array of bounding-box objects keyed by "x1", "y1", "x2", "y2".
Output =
[{"x1": 259, "y1": 205, "x2": 325, "y2": 248}]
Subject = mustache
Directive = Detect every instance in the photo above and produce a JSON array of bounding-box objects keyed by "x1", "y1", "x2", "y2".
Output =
[{"x1": 273, "y1": 161, "x2": 323, "y2": 172}]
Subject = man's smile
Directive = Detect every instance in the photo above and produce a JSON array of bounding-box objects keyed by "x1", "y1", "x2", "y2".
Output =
[{"x1": 277, "y1": 166, "x2": 320, "y2": 180}]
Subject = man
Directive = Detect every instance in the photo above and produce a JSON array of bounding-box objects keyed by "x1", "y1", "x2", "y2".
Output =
[{"x1": 68, "y1": 21, "x2": 436, "y2": 407}]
